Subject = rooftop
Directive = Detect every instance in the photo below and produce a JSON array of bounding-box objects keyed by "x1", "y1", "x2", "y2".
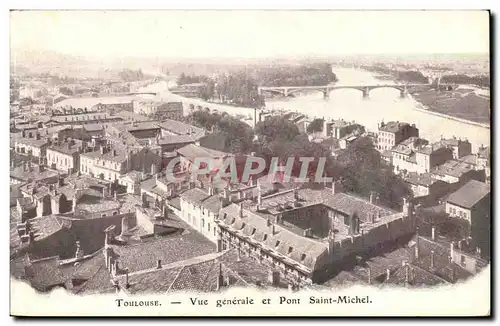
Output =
[
  {"x1": 177, "y1": 144, "x2": 232, "y2": 161},
  {"x1": 110, "y1": 230, "x2": 216, "y2": 273},
  {"x1": 431, "y1": 159, "x2": 476, "y2": 178},
  {"x1": 378, "y1": 121, "x2": 414, "y2": 133},
  {"x1": 446, "y1": 180, "x2": 490, "y2": 209}
]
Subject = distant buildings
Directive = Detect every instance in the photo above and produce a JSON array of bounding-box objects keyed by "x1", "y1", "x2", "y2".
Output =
[
  {"x1": 133, "y1": 100, "x2": 183, "y2": 120},
  {"x1": 377, "y1": 121, "x2": 419, "y2": 151}
]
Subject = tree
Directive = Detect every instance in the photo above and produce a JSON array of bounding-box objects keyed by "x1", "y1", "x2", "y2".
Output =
[
  {"x1": 59, "y1": 86, "x2": 73, "y2": 96},
  {"x1": 306, "y1": 118, "x2": 324, "y2": 134},
  {"x1": 255, "y1": 116, "x2": 300, "y2": 143}
]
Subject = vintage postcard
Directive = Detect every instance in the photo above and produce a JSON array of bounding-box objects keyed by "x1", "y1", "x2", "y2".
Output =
[{"x1": 9, "y1": 10, "x2": 491, "y2": 317}]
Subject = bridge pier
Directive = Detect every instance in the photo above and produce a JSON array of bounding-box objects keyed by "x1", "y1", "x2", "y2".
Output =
[
  {"x1": 400, "y1": 86, "x2": 408, "y2": 98},
  {"x1": 362, "y1": 88, "x2": 369, "y2": 99}
]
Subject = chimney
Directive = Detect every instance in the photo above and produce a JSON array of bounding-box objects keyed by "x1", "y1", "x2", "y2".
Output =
[
  {"x1": 156, "y1": 259, "x2": 162, "y2": 269},
  {"x1": 414, "y1": 243, "x2": 419, "y2": 260},
  {"x1": 257, "y1": 182, "x2": 262, "y2": 205},
  {"x1": 239, "y1": 202, "x2": 243, "y2": 217},
  {"x1": 367, "y1": 267, "x2": 371, "y2": 284},
  {"x1": 268, "y1": 270, "x2": 280, "y2": 287},
  {"x1": 450, "y1": 267, "x2": 455, "y2": 283},
  {"x1": 163, "y1": 205, "x2": 169, "y2": 219},
  {"x1": 100, "y1": 145, "x2": 105, "y2": 155},
  {"x1": 216, "y1": 262, "x2": 224, "y2": 291},
  {"x1": 216, "y1": 233, "x2": 222, "y2": 253},
  {"x1": 75, "y1": 240, "x2": 84, "y2": 259},
  {"x1": 431, "y1": 226, "x2": 436, "y2": 241},
  {"x1": 450, "y1": 241, "x2": 455, "y2": 259},
  {"x1": 293, "y1": 187, "x2": 299, "y2": 200},
  {"x1": 28, "y1": 160, "x2": 32, "y2": 172},
  {"x1": 125, "y1": 268, "x2": 130, "y2": 289},
  {"x1": 430, "y1": 250, "x2": 435, "y2": 269},
  {"x1": 28, "y1": 231, "x2": 35, "y2": 244},
  {"x1": 237, "y1": 247, "x2": 241, "y2": 262},
  {"x1": 114, "y1": 191, "x2": 118, "y2": 201},
  {"x1": 385, "y1": 268, "x2": 391, "y2": 281},
  {"x1": 120, "y1": 216, "x2": 130, "y2": 237},
  {"x1": 405, "y1": 263, "x2": 410, "y2": 287}
]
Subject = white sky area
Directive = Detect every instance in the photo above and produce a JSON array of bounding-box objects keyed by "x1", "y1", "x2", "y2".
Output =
[{"x1": 10, "y1": 10, "x2": 489, "y2": 59}]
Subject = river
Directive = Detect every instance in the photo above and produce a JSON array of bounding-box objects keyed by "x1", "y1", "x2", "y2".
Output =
[{"x1": 140, "y1": 67, "x2": 490, "y2": 151}]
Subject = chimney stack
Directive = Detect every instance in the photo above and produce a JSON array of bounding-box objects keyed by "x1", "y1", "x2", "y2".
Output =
[
  {"x1": 385, "y1": 268, "x2": 391, "y2": 281},
  {"x1": 216, "y1": 262, "x2": 224, "y2": 291},
  {"x1": 257, "y1": 181, "x2": 262, "y2": 205},
  {"x1": 157, "y1": 259, "x2": 162, "y2": 269},
  {"x1": 367, "y1": 267, "x2": 372, "y2": 285},
  {"x1": 28, "y1": 231, "x2": 35, "y2": 244},
  {"x1": 450, "y1": 241, "x2": 455, "y2": 259},
  {"x1": 369, "y1": 191, "x2": 374, "y2": 204},
  {"x1": 430, "y1": 250, "x2": 435, "y2": 269},
  {"x1": 268, "y1": 270, "x2": 280, "y2": 287},
  {"x1": 405, "y1": 263, "x2": 410, "y2": 287},
  {"x1": 125, "y1": 268, "x2": 130, "y2": 289},
  {"x1": 216, "y1": 232, "x2": 222, "y2": 253},
  {"x1": 239, "y1": 202, "x2": 243, "y2": 218},
  {"x1": 431, "y1": 226, "x2": 436, "y2": 241}
]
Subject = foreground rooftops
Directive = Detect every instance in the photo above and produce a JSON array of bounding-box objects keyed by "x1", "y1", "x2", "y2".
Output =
[{"x1": 446, "y1": 180, "x2": 490, "y2": 209}]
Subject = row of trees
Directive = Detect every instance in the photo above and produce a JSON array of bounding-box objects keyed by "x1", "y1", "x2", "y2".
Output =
[
  {"x1": 441, "y1": 74, "x2": 490, "y2": 88},
  {"x1": 184, "y1": 110, "x2": 255, "y2": 153},
  {"x1": 118, "y1": 69, "x2": 146, "y2": 82},
  {"x1": 176, "y1": 63, "x2": 336, "y2": 108},
  {"x1": 253, "y1": 63, "x2": 338, "y2": 87},
  {"x1": 360, "y1": 65, "x2": 429, "y2": 84}
]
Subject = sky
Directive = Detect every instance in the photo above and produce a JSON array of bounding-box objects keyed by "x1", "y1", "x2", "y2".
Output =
[{"x1": 10, "y1": 10, "x2": 490, "y2": 59}]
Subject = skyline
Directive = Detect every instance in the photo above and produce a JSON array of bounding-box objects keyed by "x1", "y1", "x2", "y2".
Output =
[{"x1": 10, "y1": 10, "x2": 489, "y2": 60}]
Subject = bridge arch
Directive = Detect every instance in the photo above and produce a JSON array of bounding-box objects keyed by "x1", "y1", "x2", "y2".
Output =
[{"x1": 368, "y1": 85, "x2": 405, "y2": 92}]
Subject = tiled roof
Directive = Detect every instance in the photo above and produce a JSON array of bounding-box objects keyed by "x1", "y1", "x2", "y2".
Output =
[
  {"x1": 81, "y1": 147, "x2": 128, "y2": 164},
  {"x1": 446, "y1": 180, "x2": 490, "y2": 209},
  {"x1": 431, "y1": 160, "x2": 476, "y2": 178},
  {"x1": 24, "y1": 257, "x2": 67, "y2": 291},
  {"x1": 47, "y1": 141, "x2": 81, "y2": 155},
  {"x1": 110, "y1": 231, "x2": 216, "y2": 273},
  {"x1": 159, "y1": 119, "x2": 205, "y2": 137},
  {"x1": 15, "y1": 137, "x2": 48, "y2": 148},
  {"x1": 177, "y1": 144, "x2": 231, "y2": 161},
  {"x1": 403, "y1": 172, "x2": 440, "y2": 187},
  {"x1": 323, "y1": 192, "x2": 395, "y2": 223},
  {"x1": 385, "y1": 263, "x2": 447, "y2": 287},
  {"x1": 159, "y1": 134, "x2": 196, "y2": 145},
  {"x1": 378, "y1": 121, "x2": 412, "y2": 133},
  {"x1": 219, "y1": 203, "x2": 327, "y2": 271}
]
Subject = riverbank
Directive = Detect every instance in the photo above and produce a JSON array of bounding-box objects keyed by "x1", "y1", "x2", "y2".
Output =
[{"x1": 412, "y1": 100, "x2": 490, "y2": 129}]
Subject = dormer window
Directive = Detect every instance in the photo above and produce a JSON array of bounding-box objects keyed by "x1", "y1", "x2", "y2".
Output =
[
  {"x1": 275, "y1": 240, "x2": 280, "y2": 247},
  {"x1": 301, "y1": 254, "x2": 307, "y2": 261},
  {"x1": 263, "y1": 234, "x2": 268, "y2": 241},
  {"x1": 288, "y1": 247, "x2": 293, "y2": 254}
]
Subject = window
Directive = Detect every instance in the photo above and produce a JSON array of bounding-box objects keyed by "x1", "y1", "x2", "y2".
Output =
[
  {"x1": 202, "y1": 219, "x2": 205, "y2": 228},
  {"x1": 208, "y1": 223, "x2": 211, "y2": 232},
  {"x1": 461, "y1": 255, "x2": 466, "y2": 266}
]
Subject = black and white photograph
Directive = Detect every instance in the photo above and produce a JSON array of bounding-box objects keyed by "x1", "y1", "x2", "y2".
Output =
[{"x1": 8, "y1": 9, "x2": 491, "y2": 317}]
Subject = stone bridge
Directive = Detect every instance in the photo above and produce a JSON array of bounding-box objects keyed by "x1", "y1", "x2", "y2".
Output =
[{"x1": 257, "y1": 84, "x2": 437, "y2": 99}]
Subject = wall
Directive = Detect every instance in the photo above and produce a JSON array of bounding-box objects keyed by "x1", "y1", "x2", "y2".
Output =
[{"x1": 180, "y1": 196, "x2": 219, "y2": 242}]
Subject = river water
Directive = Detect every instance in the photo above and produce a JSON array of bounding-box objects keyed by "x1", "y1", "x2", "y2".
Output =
[{"x1": 141, "y1": 67, "x2": 490, "y2": 151}]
